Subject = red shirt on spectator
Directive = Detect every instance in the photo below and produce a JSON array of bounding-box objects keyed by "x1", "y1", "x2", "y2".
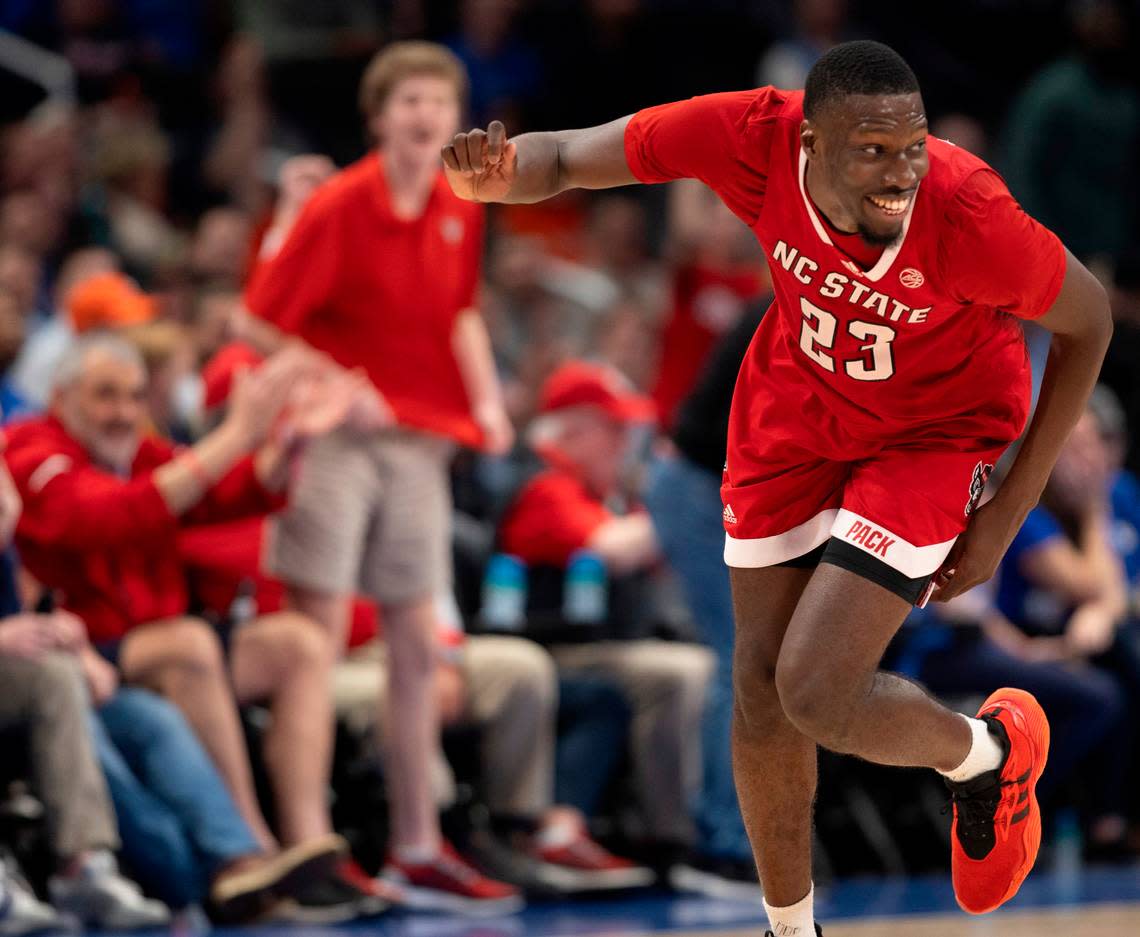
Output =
[
  {"x1": 498, "y1": 447, "x2": 613, "y2": 568},
  {"x1": 651, "y1": 262, "x2": 767, "y2": 428},
  {"x1": 5, "y1": 416, "x2": 285, "y2": 644},
  {"x1": 177, "y1": 515, "x2": 382, "y2": 650},
  {"x1": 244, "y1": 153, "x2": 486, "y2": 447}
]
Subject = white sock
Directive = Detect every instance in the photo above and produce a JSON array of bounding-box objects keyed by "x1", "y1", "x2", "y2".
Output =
[
  {"x1": 394, "y1": 844, "x2": 439, "y2": 865},
  {"x1": 764, "y1": 883, "x2": 814, "y2": 937},
  {"x1": 940, "y1": 715, "x2": 1005, "y2": 783}
]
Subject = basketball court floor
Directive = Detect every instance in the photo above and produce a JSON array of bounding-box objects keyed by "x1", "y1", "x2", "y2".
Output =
[{"x1": 109, "y1": 863, "x2": 1140, "y2": 936}]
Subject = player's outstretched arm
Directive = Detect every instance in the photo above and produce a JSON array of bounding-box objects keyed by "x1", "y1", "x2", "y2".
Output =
[
  {"x1": 935, "y1": 250, "x2": 1112, "y2": 601},
  {"x1": 442, "y1": 118, "x2": 637, "y2": 205}
]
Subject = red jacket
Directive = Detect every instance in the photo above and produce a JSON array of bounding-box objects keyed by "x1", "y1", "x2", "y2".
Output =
[{"x1": 5, "y1": 416, "x2": 285, "y2": 644}]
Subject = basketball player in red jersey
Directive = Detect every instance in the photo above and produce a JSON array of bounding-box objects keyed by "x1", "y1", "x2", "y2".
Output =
[{"x1": 442, "y1": 41, "x2": 1112, "y2": 937}]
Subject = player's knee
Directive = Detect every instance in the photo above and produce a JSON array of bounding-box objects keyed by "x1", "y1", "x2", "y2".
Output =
[
  {"x1": 732, "y1": 644, "x2": 783, "y2": 732},
  {"x1": 774, "y1": 656, "x2": 852, "y2": 749}
]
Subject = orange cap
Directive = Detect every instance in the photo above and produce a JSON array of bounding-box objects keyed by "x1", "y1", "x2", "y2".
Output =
[{"x1": 66, "y1": 272, "x2": 158, "y2": 333}]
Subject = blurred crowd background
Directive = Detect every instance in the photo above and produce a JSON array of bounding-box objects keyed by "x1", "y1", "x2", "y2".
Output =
[{"x1": 0, "y1": 0, "x2": 1138, "y2": 931}]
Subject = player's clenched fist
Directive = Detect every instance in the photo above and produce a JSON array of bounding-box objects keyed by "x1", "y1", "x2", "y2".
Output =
[{"x1": 442, "y1": 120, "x2": 517, "y2": 202}]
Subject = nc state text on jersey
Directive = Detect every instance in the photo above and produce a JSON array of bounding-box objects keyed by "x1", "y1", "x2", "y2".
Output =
[{"x1": 772, "y1": 241, "x2": 931, "y2": 324}]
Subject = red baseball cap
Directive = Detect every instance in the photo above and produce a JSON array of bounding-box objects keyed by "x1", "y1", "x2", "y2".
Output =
[{"x1": 538, "y1": 360, "x2": 656, "y2": 424}]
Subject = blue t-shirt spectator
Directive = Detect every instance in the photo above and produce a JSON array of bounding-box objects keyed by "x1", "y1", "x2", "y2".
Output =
[
  {"x1": 0, "y1": 378, "x2": 34, "y2": 425},
  {"x1": 1109, "y1": 470, "x2": 1140, "y2": 585},
  {"x1": 996, "y1": 507, "x2": 1070, "y2": 635}
]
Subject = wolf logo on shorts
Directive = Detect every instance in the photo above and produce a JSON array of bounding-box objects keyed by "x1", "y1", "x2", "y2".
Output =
[{"x1": 965, "y1": 461, "x2": 994, "y2": 517}]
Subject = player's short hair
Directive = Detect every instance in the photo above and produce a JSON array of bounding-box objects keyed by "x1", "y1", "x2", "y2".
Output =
[
  {"x1": 359, "y1": 41, "x2": 469, "y2": 120},
  {"x1": 803, "y1": 40, "x2": 920, "y2": 120}
]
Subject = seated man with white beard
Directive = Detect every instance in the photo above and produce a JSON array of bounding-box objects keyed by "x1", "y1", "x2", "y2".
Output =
[{"x1": 3, "y1": 334, "x2": 382, "y2": 922}]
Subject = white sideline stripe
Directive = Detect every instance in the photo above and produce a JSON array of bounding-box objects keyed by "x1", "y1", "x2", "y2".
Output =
[
  {"x1": 832, "y1": 508, "x2": 955, "y2": 578},
  {"x1": 724, "y1": 508, "x2": 837, "y2": 568}
]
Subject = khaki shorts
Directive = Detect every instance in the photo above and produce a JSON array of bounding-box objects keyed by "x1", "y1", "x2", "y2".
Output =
[{"x1": 267, "y1": 426, "x2": 455, "y2": 605}]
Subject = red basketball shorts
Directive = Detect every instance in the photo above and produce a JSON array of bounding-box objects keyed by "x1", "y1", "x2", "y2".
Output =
[{"x1": 721, "y1": 364, "x2": 1010, "y2": 605}]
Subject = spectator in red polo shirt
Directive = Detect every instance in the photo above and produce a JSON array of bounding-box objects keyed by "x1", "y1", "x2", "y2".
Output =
[
  {"x1": 3, "y1": 334, "x2": 372, "y2": 920},
  {"x1": 498, "y1": 361, "x2": 714, "y2": 867},
  {"x1": 240, "y1": 42, "x2": 517, "y2": 911}
]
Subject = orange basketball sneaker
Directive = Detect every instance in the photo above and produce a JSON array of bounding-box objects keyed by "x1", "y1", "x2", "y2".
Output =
[{"x1": 945, "y1": 688, "x2": 1050, "y2": 915}]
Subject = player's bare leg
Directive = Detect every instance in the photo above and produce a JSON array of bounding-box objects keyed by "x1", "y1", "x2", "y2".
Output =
[
  {"x1": 735, "y1": 558, "x2": 1047, "y2": 928},
  {"x1": 775, "y1": 563, "x2": 972, "y2": 770},
  {"x1": 732, "y1": 560, "x2": 981, "y2": 935},
  {"x1": 729, "y1": 565, "x2": 816, "y2": 909}
]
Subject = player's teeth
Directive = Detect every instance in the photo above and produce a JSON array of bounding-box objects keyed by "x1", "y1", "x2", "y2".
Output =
[{"x1": 870, "y1": 195, "x2": 907, "y2": 213}]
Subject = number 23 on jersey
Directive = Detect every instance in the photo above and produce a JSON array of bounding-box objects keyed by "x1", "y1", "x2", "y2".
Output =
[{"x1": 798, "y1": 296, "x2": 896, "y2": 382}]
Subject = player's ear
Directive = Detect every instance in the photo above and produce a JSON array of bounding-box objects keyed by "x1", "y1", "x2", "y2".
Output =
[{"x1": 800, "y1": 121, "x2": 819, "y2": 160}]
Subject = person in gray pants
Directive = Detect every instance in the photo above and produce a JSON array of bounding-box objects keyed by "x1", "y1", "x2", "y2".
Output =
[{"x1": 0, "y1": 646, "x2": 169, "y2": 931}]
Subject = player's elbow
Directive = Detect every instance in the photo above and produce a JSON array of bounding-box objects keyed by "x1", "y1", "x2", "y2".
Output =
[
  {"x1": 1087, "y1": 279, "x2": 1113, "y2": 346},
  {"x1": 1071, "y1": 271, "x2": 1113, "y2": 350}
]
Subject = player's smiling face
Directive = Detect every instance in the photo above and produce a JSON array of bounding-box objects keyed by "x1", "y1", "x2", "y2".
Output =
[{"x1": 802, "y1": 92, "x2": 929, "y2": 246}]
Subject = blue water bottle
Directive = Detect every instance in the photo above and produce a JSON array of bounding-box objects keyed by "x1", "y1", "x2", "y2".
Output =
[
  {"x1": 480, "y1": 553, "x2": 527, "y2": 631},
  {"x1": 563, "y1": 549, "x2": 608, "y2": 625}
]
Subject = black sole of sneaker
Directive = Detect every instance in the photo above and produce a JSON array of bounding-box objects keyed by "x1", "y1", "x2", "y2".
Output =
[{"x1": 211, "y1": 837, "x2": 345, "y2": 923}]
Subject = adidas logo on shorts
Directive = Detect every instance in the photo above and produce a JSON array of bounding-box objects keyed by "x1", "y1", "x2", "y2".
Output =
[{"x1": 723, "y1": 503, "x2": 738, "y2": 525}]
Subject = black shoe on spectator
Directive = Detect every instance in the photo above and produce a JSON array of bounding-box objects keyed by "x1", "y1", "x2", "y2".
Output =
[
  {"x1": 274, "y1": 864, "x2": 391, "y2": 924},
  {"x1": 669, "y1": 854, "x2": 763, "y2": 901}
]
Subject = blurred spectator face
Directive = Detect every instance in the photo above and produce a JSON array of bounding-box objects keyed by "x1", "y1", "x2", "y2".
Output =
[
  {"x1": 53, "y1": 247, "x2": 119, "y2": 311},
  {"x1": 54, "y1": 344, "x2": 147, "y2": 472},
  {"x1": 0, "y1": 191, "x2": 64, "y2": 256},
  {"x1": 0, "y1": 245, "x2": 42, "y2": 315},
  {"x1": 192, "y1": 287, "x2": 240, "y2": 362},
  {"x1": 0, "y1": 287, "x2": 27, "y2": 371},
  {"x1": 594, "y1": 301, "x2": 657, "y2": 390},
  {"x1": 588, "y1": 197, "x2": 648, "y2": 274},
  {"x1": 1087, "y1": 385, "x2": 1129, "y2": 473},
  {"x1": 190, "y1": 208, "x2": 252, "y2": 284},
  {"x1": 556, "y1": 406, "x2": 630, "y2": 495},
  {"x1": 128, "y1": 321, "x2": 197, "y2": 431},
  {"x1": 1048, "y1": 410, "x2": 1112, "y2": 514},
  {"x1": 93, "y1": 120, "x2": 170, "y2": 209},
  {"x1": 705, "y1": 199, "x2": 761, "y2": 266},
  {"x1": 536, "y1": 361, "x2": 654, "y2": 495},
  {"x1": 371, "y1": 75, "x2": 461, "y2": 162},
  {"x1": 3, "y1": 108, "x2": 81, "y2": 207}
]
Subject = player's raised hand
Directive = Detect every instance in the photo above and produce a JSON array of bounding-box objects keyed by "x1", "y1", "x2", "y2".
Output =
[{"x1": 442, "y1": 120, "x2": 517, "y2": 203}]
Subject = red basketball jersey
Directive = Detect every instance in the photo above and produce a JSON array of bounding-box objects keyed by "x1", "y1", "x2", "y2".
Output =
[{"x1": 624, "y1": 88, "x2": 1066, "y2": 449}]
